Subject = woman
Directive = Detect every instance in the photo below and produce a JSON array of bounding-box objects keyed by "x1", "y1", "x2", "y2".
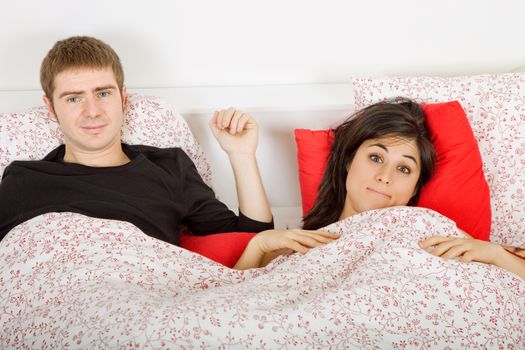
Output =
[
  {"x1": 234, "y1": 97, "x2": 525, "y2": 281},
  {"x1": 234, "y1": 98, "x2": 436, "y2": 269},
  {"x1": 302, "y1": 98, "x2": 435, "y2": 230}
]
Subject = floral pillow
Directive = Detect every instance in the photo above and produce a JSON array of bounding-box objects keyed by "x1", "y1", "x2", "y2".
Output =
[
  {"x1": 352, "y1": 73, "x2": 525, "y2": 246},
  {"x1": 0, "y1": 94, "x2": 212, "y2": 185}
]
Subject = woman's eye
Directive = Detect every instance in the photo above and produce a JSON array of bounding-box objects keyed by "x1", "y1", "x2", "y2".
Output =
[
  {"x1": 398, "y1": 166, "x2": 411, "y2": 174},
  {"x1": 370, "y1": 154, "x2": 382, "y2": 163}
]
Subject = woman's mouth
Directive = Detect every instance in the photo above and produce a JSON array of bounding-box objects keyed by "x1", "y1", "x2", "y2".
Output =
[{"x1": 367, "y1": 187, "x2": 391, "y2": 199}]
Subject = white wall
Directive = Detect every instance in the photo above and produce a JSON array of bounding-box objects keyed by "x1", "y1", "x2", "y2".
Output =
[
  {"x1": 1, "y1": 0, "x2": 524, "y2": 228},
  {"x1": 1, "y1": 0, "x2": 524, "y2": 92}
]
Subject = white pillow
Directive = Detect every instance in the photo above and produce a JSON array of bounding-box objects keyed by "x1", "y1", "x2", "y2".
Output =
[
  {"x1": 352, "y1": 73, "x2": 525, "y2": 246},
  {"x1": 0, "y1": 94, "x2": 212, "y2": 185}
]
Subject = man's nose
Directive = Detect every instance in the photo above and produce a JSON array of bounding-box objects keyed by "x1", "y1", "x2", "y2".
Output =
[{"x1": 83, "y1": 96, "x2": 101, "y2": 118}]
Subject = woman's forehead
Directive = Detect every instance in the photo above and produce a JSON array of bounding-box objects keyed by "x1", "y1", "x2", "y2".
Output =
[{"x1": 361, "y1": 136, "x2": 420, "y2": 156}]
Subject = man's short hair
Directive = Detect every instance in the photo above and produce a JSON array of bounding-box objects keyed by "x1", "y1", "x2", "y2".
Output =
[{"x1": 40, "y1": 36, "x2": 125, "y2": 100}]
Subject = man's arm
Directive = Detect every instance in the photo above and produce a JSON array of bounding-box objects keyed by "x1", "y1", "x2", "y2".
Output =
[{"x1": 209, "y1": 108, "x2": 272, "y2": 223}]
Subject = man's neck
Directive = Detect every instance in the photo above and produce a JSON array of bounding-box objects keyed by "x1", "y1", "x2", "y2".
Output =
[{"x1": 63, "y1": 143, "x2": 130, "y2": 167}]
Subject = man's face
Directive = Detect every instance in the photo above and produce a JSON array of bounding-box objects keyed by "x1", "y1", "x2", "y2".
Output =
[{"x1": 44, "y1": 67, "x2": 127, "y2": 159}]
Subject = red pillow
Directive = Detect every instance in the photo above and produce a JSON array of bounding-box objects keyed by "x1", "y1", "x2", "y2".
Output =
[
  {"x1": 295, "y1": 129, "x2": 334, "y2": 215},
  {"x1": 179, "y1": 232, "x2": 256, "y2": 268},
  {"x1": 294, "y1": 100, "x2": 491, "y2": 240},
  {"x1": 418, "y1": 101, "x2": 491, "y2": 240}
]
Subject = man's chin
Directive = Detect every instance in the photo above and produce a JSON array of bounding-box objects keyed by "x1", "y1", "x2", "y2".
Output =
[{"x1": 66, "y1": 138, "x2": 121, "y2": 153}]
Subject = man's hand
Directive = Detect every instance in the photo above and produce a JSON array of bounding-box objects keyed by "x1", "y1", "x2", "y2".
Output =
[
  {"x1": 209, "y1": 107, "x2": 258, "y2": 156},
  {"x1": 209, "y1": 107, "x2": 271, "y2": 223}
]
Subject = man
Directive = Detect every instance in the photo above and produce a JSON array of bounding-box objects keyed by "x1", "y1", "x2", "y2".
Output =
[
  {"x1": 0, "y1": 36, "x2": 273, "y2": 245},
  {"x1": 0, "y1": 36, "x2": 337, "y2": 270}
]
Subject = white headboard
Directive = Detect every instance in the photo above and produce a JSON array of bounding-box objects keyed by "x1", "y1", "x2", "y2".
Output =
[{"x1": 0, "y1": 84, "x2": 356, "y2": 229}]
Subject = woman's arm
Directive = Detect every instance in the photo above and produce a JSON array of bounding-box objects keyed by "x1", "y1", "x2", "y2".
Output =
[
  {"x1": 497, "y1": 248, "x2": 525, "y2": 280},
  {"x1": 503, "y1": 245, "x2": 525, "y2": 258},
  {"x1": 233, "y1": 229, "x2": 340, "y2": 270},
  {"x1": 419, "y1": 236, "x2": 525, "y2": 280}
]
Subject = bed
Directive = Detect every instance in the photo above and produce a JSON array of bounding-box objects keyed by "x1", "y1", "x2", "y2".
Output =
[{"x1": 0, "y1": 73, "x2": 524, "y2": 348}]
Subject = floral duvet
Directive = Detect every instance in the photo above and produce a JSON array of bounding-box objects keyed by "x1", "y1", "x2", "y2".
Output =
[{"x1": 1, "y1": 207, "x2": 523, "y2": 349}]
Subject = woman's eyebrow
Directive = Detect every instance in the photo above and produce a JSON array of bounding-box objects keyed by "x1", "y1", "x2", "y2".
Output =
[
  {"x1": 368, "y1": 143, "x2": 418, "y2": 165},
  {"x1": 403, "y1": 154, "x2": 418, "y2": 165},
  {"x1": 369, "y1": 143, "x2": 388, "y2": 152}
]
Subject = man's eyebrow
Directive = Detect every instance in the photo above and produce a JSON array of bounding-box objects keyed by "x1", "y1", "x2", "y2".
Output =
[
  {"x1": 94, "y1": 85, "x2": 117, "y2": 92},
  {"x1": 368, "y1": 143, "x2": 418, "y2": 165},
  {"x1": 58, "y1": 85, "x2": 117, "y2": 99},
  {"x1": 58, "y1": 90, "x2": 84, "y2": 99}
]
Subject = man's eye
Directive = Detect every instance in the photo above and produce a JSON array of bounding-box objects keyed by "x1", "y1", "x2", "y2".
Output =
[
  {"x1": 66, "y1": 96, "x2": 80, "y2": 103},
  {"x1": 370, "y1": 154, "x2": 382, "y2": 163},
  {"x1": 98, "y1": 91, "x2": 110, "y2": 97}
]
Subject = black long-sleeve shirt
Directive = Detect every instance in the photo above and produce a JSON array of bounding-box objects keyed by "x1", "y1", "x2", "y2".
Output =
[{"x1": 0, "y1": 144, "x2": 273, "y2": 245}]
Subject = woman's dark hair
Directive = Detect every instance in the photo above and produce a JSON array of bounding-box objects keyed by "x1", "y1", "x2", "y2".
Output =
[{"x1": 302, "y1": 98, "x2": 436, "y2": 230}]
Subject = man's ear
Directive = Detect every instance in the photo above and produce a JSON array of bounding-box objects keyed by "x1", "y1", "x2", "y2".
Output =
[
  {"x1": 43, "y1": 95, "x2": 57, "y2": 122},
  {"x1": 121, "y1": 85, "x2": 128, "y2": 111}
]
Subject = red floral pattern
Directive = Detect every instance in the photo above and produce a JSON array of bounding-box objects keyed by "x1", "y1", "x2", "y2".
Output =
[
  {"x1": 0, "y1": 94, "x2": 211, "y2": 185},
  {"x1": 1, "y1": 209, "x2": 523, "y2": 348},
  {"x1": 352, "y1": 73, "x2": 525, "y2": 247}
]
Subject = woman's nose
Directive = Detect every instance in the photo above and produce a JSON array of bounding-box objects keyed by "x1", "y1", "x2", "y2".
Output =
[{"x1": 376, "y1": 169, "x2": 392, "y2": 184}]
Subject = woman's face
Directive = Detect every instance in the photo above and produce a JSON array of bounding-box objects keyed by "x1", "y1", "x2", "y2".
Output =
[{"x1": 340, "y1": 136, "x2": 421, "y2": 219}]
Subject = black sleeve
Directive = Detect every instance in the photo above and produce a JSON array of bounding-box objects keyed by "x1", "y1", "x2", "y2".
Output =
[
  {"x1": 237, "y1": 210, "x2": 274, "y2": 233},
  {"x1": 179, "y1": 152, "x2": 273, "y2": 235},
  {"x1": 0, "y1": 166, "x2": 24, "y2": 241}
]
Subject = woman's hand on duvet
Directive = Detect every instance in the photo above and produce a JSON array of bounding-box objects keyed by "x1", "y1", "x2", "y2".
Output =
[
  {"x1": 419, "y1": 236, "x2": 525, "y2": 280},
  {"x1": 233, "y1": 229, "x2": 340, "y2": 270},
  {"x1": 252, "y1": 229, "x2": 341, "y2": 256},
  {"x1": 419, "y1": 236, "x2": 504, "y2": 265}
]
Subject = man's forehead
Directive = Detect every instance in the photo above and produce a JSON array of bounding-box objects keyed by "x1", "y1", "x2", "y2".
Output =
[
  {"x1": 56, "y1": 66, "x2": 114, "y2": 77},
  {"x1": 53, "y1": 67, "x2": 117, "y2": 93}
]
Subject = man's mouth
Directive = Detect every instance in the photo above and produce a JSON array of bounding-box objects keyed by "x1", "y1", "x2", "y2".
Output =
[{"x1": 81, "y1": 125, "x2": 106, "y2": 134}]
